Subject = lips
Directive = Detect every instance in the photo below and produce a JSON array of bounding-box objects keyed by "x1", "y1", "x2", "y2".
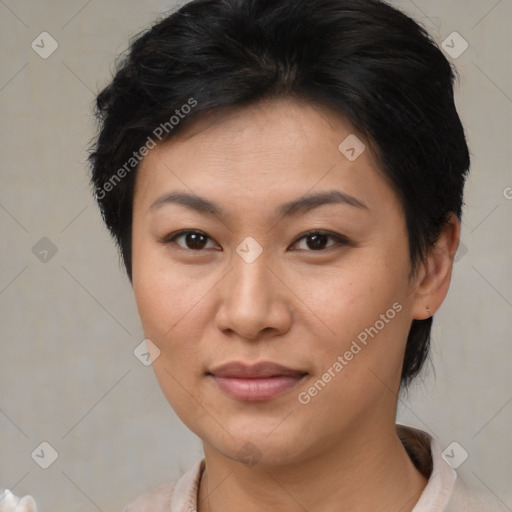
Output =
[
  {"x1": 209, "y1": 361, "x2": 307, "y2": 379},
  {"x1": 207, "y1": 361, "x2": 307, "y2": 401}
]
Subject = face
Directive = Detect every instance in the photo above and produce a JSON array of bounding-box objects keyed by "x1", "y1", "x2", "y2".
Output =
[{"x1": 131, "y1": 98, "x2": 423, "y2": 467}]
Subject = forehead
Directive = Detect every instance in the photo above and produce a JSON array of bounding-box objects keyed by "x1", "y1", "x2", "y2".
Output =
[{"x1": 134, "y1": 98, "x2": 395, "y2": 218}]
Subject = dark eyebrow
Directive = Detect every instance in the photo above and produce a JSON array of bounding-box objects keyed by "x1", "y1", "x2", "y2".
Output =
[
  {"x1": 149, "y1": 192, "x2": 226, "y2": 216},
  {"x1": 277, "y1": 190, "x2": 368, "y2": 216},
  {"x1": 148, "y1": 190, "x2": 368, "y2": 217}
]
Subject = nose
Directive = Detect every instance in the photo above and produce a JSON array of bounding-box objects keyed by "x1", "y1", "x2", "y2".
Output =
[{"x1": 214, "y1": 250, "x2": 293, "y2": 342}]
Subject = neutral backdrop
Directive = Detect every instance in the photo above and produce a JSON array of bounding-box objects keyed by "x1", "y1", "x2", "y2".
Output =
[{"x1": 1, "y1": 0, "x2": 511, "y2": 510}]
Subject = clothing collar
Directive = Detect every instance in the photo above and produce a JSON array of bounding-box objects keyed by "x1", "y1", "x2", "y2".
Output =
[
  {"x1": 397, "y1": 425, "x2": 457, "y2": 511},
  {"x1": 170, "y1": 425, "x2": 457, "y2": 511}
]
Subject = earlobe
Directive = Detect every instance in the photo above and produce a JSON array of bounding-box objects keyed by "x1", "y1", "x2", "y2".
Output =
[{"x1": 411, "y1": 213, "x2": 461, "y2": 320}]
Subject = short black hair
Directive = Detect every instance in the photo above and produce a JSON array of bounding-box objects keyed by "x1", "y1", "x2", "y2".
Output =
[{"x1": 88, "y1": 0, "x2": 470, "y2": 387}]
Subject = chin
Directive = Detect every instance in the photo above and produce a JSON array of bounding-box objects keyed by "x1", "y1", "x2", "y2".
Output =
[
  {"x1": 201, "y1": 417, "x2": 308, "y2": 466},
  {"x1": 217, "y1": 435, "x2": 303, "y2": 468}
]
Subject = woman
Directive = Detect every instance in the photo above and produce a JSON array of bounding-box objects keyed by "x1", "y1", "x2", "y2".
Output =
[{"x1": 87, "y1": 0, "x2": 503, "y2": 510}]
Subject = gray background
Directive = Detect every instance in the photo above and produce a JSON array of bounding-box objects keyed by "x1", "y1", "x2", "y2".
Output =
[{"x1": 1, "y1": 0, "x2": 511, "y2": 510}]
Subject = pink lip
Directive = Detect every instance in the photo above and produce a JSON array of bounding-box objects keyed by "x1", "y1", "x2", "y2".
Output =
[{"x1": 208, "y1": 361, "x2": 307, "y2": 401}]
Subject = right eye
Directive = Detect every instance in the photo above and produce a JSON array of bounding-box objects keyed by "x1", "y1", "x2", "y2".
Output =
[{"x1": 163, "y1": 230, "x2": 220, "y2": 251}]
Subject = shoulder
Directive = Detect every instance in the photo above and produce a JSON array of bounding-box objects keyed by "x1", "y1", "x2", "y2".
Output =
[
  {"x1": 121, "y1": 482, "x2": 176, "y2": 512},
  {"x1": 121, "y1": 459, "x2": 204, "y2": 512},
  {"x1": 446, "y1": 473, "x2": 509, "y2": 512},
  {"x1": 396, "y1": 425, "x2": 508, "y2": 512}
]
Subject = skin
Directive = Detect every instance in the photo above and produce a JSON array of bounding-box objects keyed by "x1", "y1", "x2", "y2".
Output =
[{"x1": 131, "y1": 97, "x2": 460, "y2": 512}]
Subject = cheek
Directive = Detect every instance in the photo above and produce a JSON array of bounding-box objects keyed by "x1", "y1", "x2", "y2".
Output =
[
  {"x1": 134, "y1": 269, "x2": 204, "y2": 351},
  {"x1": 295, "y1": 250, "x2": 411, "y2": 385},
  {"x1": 132, "y1": 253, "x2": 210, "y2": 425},
  {"x1": 299, "y1": 260, "x2": 406, "y2": 334},
  {"x1": 131, "y1": 246, "x2": 218, "y2": 388},
  {"x1": 132, "y1": 236, "x2": 190, "y2": 336}
]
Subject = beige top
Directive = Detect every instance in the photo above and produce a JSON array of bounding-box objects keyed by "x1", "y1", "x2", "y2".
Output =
[{"x1": 122, "y1": 425, "x2": 505, "y2": 511}]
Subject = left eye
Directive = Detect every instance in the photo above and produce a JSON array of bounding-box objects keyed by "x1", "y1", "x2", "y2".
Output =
[{"x1": 292, "y1": 231, "x2": 348, "y2": 251}]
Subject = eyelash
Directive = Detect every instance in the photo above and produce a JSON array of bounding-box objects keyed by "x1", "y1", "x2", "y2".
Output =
[{"x1": 162, "y1": 229, "x2": 350, "y2": 253}]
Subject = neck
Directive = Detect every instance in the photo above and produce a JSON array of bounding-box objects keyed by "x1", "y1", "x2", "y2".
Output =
[{"x1": 197, "y1": 423, "x2": 428, "y2": 512}]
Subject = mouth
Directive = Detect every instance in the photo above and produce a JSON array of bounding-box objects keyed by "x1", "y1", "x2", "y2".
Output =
[{"x1": 207, "y1": 361, "x2": 308, "y2": 402}]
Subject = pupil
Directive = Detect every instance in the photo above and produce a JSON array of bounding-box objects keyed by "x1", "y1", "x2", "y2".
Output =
[
  {"x1": 308, "y1": 234, "x2": 327, "y2": 250},
  {"x1": 187, "y1": 233, "x2": 206, "y2": 249}
]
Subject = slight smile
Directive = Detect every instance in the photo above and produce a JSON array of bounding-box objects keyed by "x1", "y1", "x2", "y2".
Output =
[{"x1": 207, "y1": 361, "x2": 309, "y2": 402}]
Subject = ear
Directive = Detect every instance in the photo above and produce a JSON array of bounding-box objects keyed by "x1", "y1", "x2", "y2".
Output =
[{"x1": 410, "y1": 213, "x2": 461, "y2": 320}]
